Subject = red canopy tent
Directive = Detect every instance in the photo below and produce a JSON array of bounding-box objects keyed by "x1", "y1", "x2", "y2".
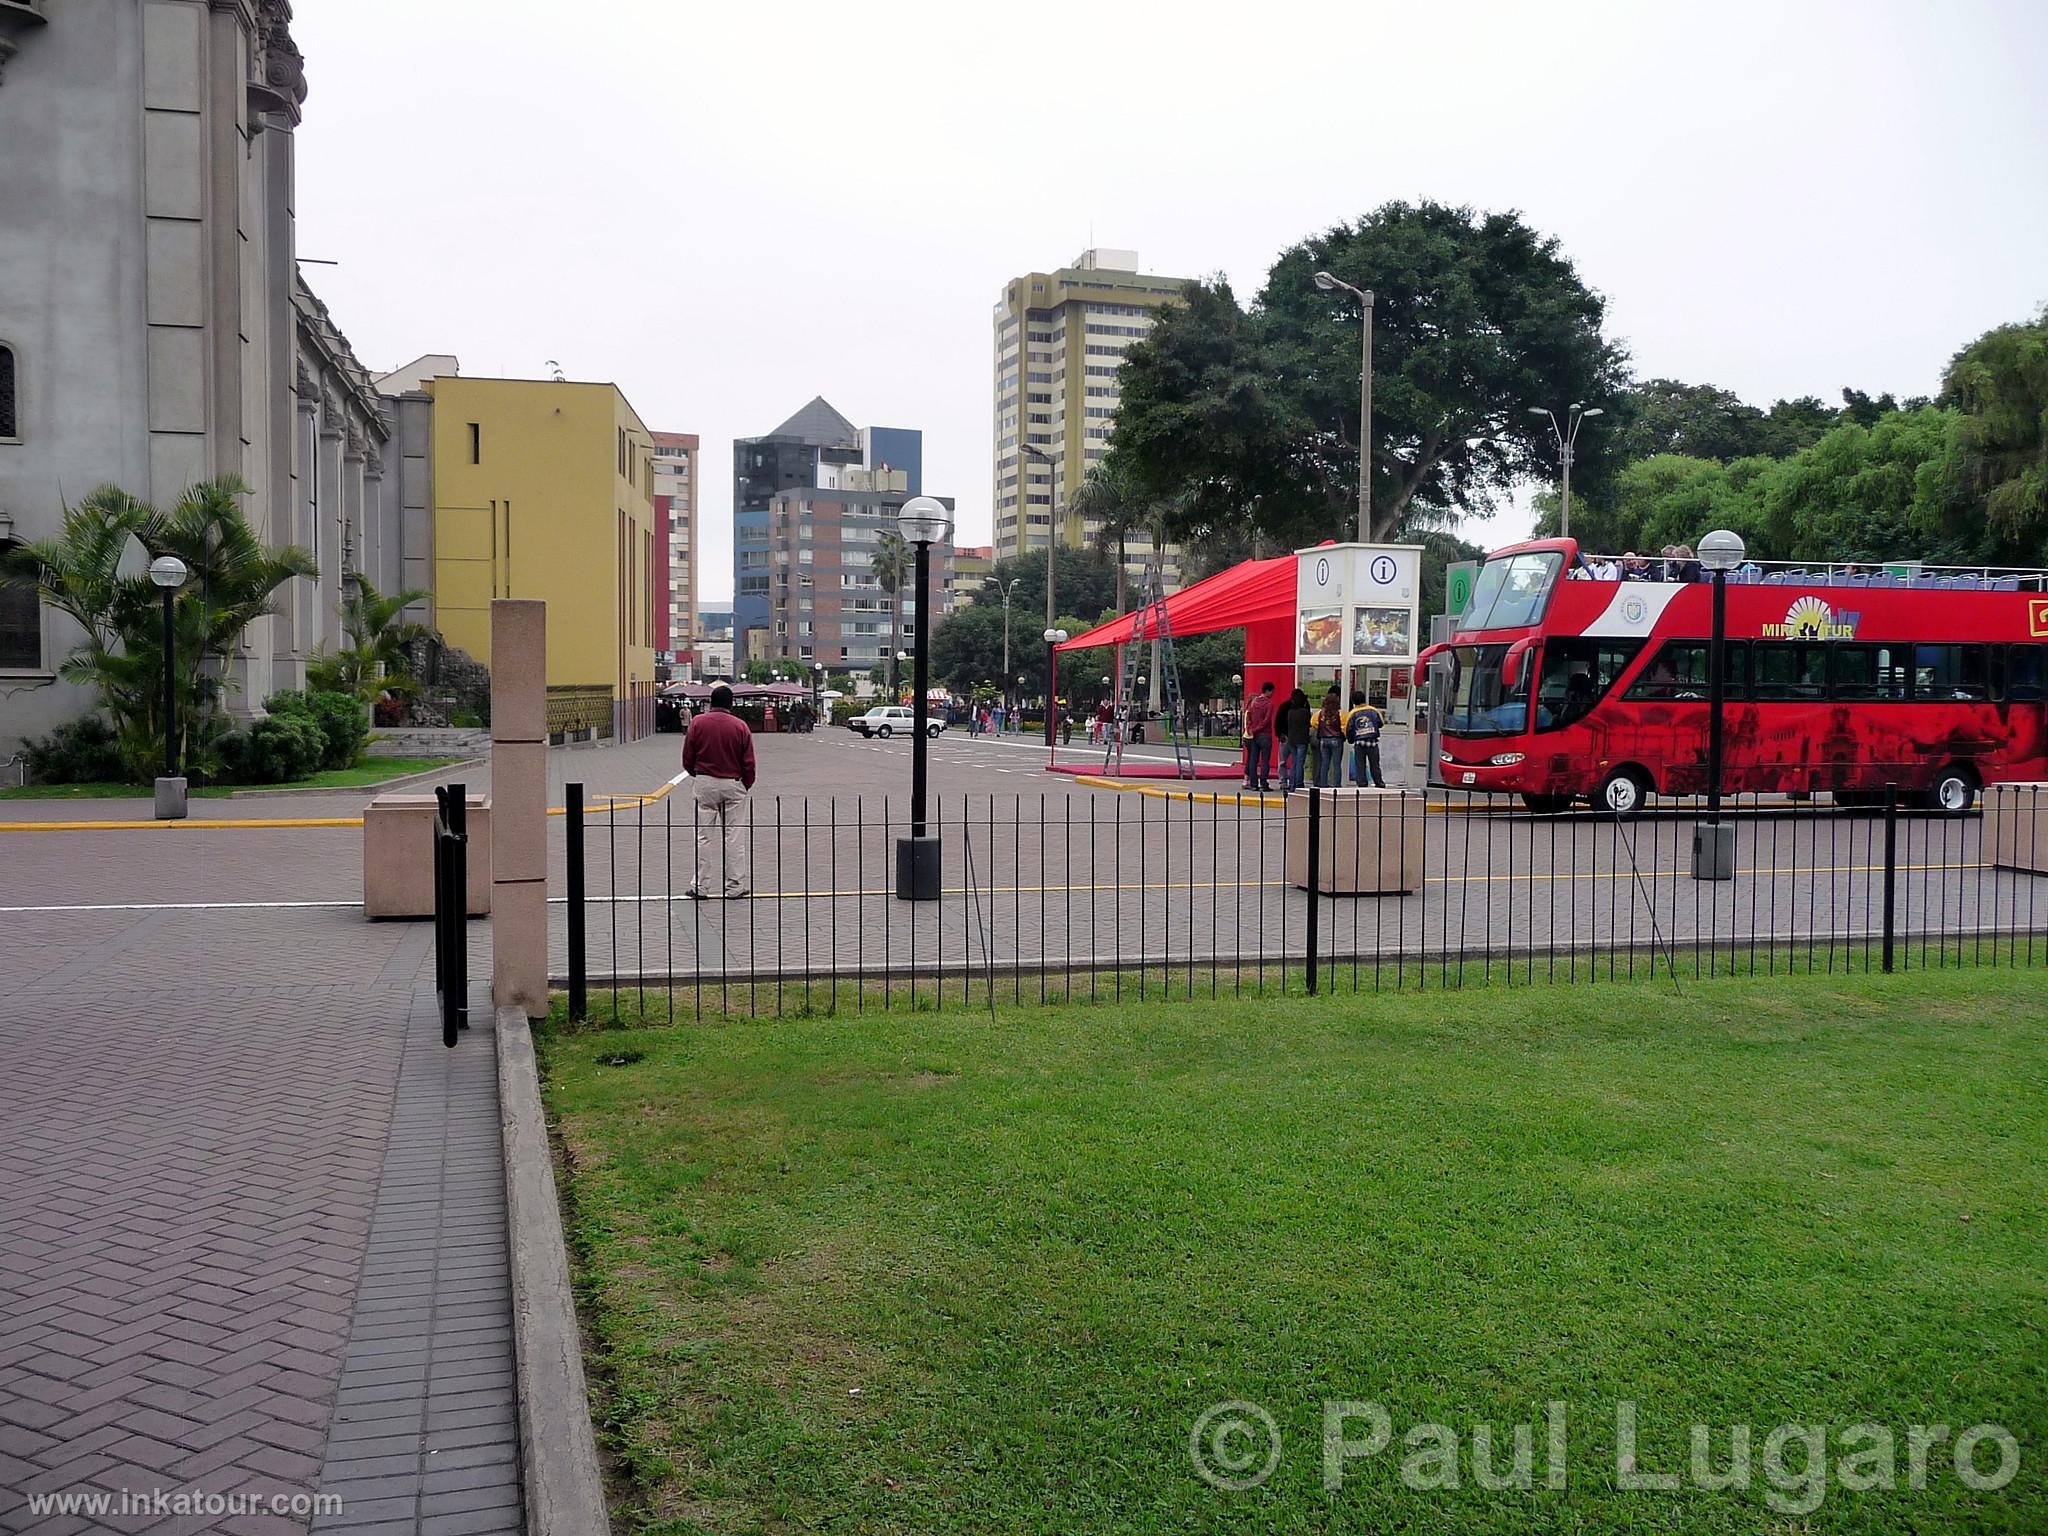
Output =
[{"x1": 1048, "y1": 554, "x2": 1298, "y2": 778}]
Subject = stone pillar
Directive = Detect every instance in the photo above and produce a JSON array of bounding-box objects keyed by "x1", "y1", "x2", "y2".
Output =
[
  {"x1": 491, "y1": 599, "x2": 549, "y2": 1017},
  {"x1": 318, "y1": 389, "x2": 345, "y2": 650},
  {"x1": 361, "y1": 444, "x2": 384, "y2": 594}
]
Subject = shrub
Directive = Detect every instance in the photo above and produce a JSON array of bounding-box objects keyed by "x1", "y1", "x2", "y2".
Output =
[
  {"x1": 265, "y1": 689, "x2": 369, "y2": 771},
  {"x1": 215, "y1": 712, "x2": 325, "y2": 784},
  {"x1": 21, "y1": 714, "x2": 128, "y2": 784}
]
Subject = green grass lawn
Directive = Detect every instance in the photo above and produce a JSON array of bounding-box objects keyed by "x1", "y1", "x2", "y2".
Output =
[
  {"x1": 542, "y1": 970, "x2": 2048, "y2": 1534},
  {"x1": 0, "y1": 756, "x2": 462, "y2": 800}
]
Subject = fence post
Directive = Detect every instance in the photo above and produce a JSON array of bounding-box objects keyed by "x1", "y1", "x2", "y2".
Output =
[
  {"x1": 435, "y1": 783, "x2": 469, "y2": 1046},
  {"x1": 1882, "y1": 781, "x2": 1898, "y2": 974},
  {"x1": 1306, "y1": 785, "x2": 1321, "y2": 996},
  {"x1": 567, "y1": 781, "x2": 587, "y2": 1021}
]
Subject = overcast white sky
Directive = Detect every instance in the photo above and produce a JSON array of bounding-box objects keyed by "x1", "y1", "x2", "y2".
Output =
[{"x1": 294, "y1": 0, "x2": 2048, "y2": 604}]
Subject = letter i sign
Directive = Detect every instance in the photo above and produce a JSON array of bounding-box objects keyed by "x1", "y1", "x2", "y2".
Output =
[{"x1": 2031, "y1": 598, "x2": 2048, "y2": 638}]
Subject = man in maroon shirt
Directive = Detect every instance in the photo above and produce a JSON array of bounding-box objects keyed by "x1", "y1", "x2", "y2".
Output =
[
  {"x1": 682, "y1": 684, "x2": 758, "y2": 898},
  {"x1": 1242, "y1": 681, "x2": 1277, "y2": 792}
]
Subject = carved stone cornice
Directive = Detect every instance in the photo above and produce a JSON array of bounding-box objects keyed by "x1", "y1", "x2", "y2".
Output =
[
  {"x1": 247, "y1": 0, "x2": 306, "y2": 123},
  {"x1": 363, "y1": 446, "x2": 384, "y2": 480},
  {"x1": 318, "y1": 383, "x2": 345, "y2": 437},
  {"x1": 344, "y1": 423, "x2": 368, "y2": 460},
  {"x1": 0, "y1": 1, "x2": 49, "y2": 87},
  {"x1": 294, "y1": 357, "x2": 318, "y2": 408}
]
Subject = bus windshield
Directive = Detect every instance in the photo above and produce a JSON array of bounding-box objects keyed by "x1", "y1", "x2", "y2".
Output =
[
  {"x1": 1440, "y1": 643, "x2": 1528, "y2": 737},
  {"x1": 1463, "y1": 551, "x2": 1564, "y2": 630}
]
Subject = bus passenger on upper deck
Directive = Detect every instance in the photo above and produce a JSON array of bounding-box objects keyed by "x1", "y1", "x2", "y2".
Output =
[{"x1": 1574, "y1": 551, "x2": 1619, "y2": 580}]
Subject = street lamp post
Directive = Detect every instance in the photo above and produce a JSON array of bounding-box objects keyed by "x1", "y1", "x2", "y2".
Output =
[
  {"x1": 1020, "y1": 442, "x2": 1060, "y2": 742},
  {"x1": 1692, "y1": 528, "x2": 1745, "y2": 881},
  {"x1": 1314, "y1": 271, "x2": 1375, "y2": 542},
  {"x1": 1044, "y1": 626, "x2": 1069, "y2": 752},
  {"x1": 149, "y1": 554, "x2": 189, "y2": 821},
  {"x1": 1527, "y1": 403, "x2": 1605, "y2": 541},
  {"x1": 992, "y1": 575, "x2": 1021, "y2": 714},
  {"x1": 896, "y1": 497, "x2": 951, "y2": 900}
]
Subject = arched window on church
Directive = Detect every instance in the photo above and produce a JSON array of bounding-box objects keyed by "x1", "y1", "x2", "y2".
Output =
[{"x1": 0, "y1": 342, "x2": 18, "y2": 440}]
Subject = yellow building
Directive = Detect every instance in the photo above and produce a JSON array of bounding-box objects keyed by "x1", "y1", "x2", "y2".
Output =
[{"x1": 425, "y1": 375, "x2": 660, "y2": 739}]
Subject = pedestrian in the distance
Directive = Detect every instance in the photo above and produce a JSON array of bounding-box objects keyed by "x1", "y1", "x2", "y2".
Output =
[
  {"x1": 1242, "y1": 681, "x2": 1277, "y2": 791},
  {"x1": 1280, "y1": 686, "x2": 1312, "y2": 791},
  {"x1": 682, "y1": 682, "x2": 756, "y2": 899},
  {"x1": 1314, "y1": 689, "x2": 1345, "y2": 787},
  {"x1": 1344, "y1": 690, "x2": 1386, "y2": 787}
]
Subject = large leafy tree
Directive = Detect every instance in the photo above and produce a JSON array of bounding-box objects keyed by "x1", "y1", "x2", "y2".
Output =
[
  {"x1": 1939, "y1": 309, "x2": 2047, "y2": 559},
  {"x1": 1114, "y1": 202, "x2": 1626, "y2": 548},
  {"x1": 930, "y1": 550, "x2": 1121, "y2": 697}
]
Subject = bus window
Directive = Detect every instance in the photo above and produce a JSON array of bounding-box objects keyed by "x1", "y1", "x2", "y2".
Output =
[
  {"x1": 1831, "y1": 644, "x2": 1906, "y2": 701},
  {"x1": 1441, "y1": 643, "x2": 1524, "y2": 735},
  {"x1": 2009, "y1": 644, "x2": 2045, "y2": 702},
  {"x1": 1752, "y1": 643, "x2": 1827, "y2": 699},
  {"x1": 1463, "y1": 551, "x2": 1564, "y2": 631},
  {"x1": 1534, "y1": 637, "x2": 1643, "y2": 731},
  {"x1": 1622, "y1": 640, "x2": 1741, "y2": 700},
  {"x1": 1913, "y1": 644, "x2": 1991, "y2": 700}
]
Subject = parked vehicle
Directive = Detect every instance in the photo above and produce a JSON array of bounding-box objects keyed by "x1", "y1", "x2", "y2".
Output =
[
  {"x1": 848, "y1": 705, "x2": 944, "y2": 739},
  {"x1": 1424, "y1": 538, "x2": 2048, "y2": 815}
]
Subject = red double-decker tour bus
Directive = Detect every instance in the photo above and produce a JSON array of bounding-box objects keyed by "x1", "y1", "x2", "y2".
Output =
[{"x1": 1423, "y1": 539, "x2": 2048, "y2": 815}]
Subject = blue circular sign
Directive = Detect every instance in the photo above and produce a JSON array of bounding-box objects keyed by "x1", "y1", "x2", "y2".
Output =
[{"x1": 1370, "y1": 555, "x2": 1397, "y2": 586}]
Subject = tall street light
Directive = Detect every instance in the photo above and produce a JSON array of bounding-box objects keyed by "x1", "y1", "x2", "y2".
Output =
[
  {"x1": 1045, "y1": 626, "x2": 1069, "y2": 751},
  {"x1": 1019, "y1": 441, "x2": 1060, "y2": 742},
  {"x1": 1313, "y1": 271, "x2": 1374, "y2": 542},
  {"x1": 895, "y1": 497, "x2": 951, "y2": 900},
  {"x1": 1527, "y1": 403, "x2": 1604, "y2": 541},
  {"x1": 991, "y1": 575, "x2": 1022, "y2": 713},
  {"x1": 1692, "y1": 528, "x2": 1744, "y2": 882},
  {"x1": 149, "y1": 554, "x2": 189, "y2": 821}
]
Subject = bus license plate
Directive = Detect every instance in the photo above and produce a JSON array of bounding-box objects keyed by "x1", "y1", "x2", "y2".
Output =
[{"x1": 1461, "y1": 771, "x2": 1476, "y2": 785}]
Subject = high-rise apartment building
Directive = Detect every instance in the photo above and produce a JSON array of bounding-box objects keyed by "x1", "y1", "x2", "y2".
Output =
[
  {"x1": 651, "y1": 431, "x2": 698, "y2": 666},
  {"x1": 947, "y1": 545, "x2": 994, "y2": 611},
  {"x1": 765, "y1": 476, "x2": 953, "y2": 672},
  {"x1": 733, "y1": 398, "x2": 922, "y2": 660},
  {"x1": 991, "y1": 248, "x2": 1191, "y2": 588}
]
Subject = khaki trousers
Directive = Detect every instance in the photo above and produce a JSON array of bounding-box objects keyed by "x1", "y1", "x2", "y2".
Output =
[{"x1": 691, "y1": 775, "x2": 750, "y2": 896}]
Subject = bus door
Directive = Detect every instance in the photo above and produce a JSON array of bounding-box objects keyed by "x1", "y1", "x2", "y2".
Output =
[{"x1": 1534, "y1": 636, "x2": 1648, "y2": 781}]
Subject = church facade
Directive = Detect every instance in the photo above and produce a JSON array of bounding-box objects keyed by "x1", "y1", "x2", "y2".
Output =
[{"x1": 0, "y1": 0, "x2": 427, "y2": 745}]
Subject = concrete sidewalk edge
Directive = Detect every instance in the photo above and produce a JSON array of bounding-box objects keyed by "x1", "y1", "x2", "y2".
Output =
[
  {"x1": 496, "y1": 1005, "x2": 613, "y2": 1535},
  {"x1": 230, "y1": 756, "x2": 484, "y2": 798}
]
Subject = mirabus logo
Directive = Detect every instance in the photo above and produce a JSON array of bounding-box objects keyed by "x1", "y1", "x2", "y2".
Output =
[{"x1": 1762, "y1": 596, "x2": 1860, "y2": 641}]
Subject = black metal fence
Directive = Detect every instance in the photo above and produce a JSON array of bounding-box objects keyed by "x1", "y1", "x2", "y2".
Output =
[
  {"x1": 557, "y1": 778, "x2": 2048, "y2": 1023},
  {"x1": 432, "y1": 782, "x2": 469, "y2": 1046}
]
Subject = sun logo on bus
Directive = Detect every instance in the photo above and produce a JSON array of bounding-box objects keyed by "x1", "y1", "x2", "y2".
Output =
[{"x1": 1764, "y1": 596, "x2": 1858, "y2": 640}]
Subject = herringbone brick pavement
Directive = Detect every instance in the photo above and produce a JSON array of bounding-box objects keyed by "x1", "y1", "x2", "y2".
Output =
[{"x1": 0, "y1": 898, "x2": 507, "y2": 1535}]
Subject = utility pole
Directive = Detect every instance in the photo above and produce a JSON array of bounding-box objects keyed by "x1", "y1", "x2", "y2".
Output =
[{"x1": 1314, "y1": 271, "x2": 1375, "y2": 541}]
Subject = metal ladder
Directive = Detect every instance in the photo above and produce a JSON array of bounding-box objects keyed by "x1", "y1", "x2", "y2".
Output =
[{"x1": 1103, "y1": 559, "x2": 1196, "y2": 779}]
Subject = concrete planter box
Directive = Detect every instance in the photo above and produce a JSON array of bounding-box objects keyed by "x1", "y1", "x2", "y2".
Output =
[
  {"x1": 364, "y1": 792, "x2": 492, "y2": 918},
  {"x1": 1985, "y1": 782, "x2": 2048, "y2": 875},
  {"x1": 1285, "y1": 788, "x2": 1425, "y2": 895}
]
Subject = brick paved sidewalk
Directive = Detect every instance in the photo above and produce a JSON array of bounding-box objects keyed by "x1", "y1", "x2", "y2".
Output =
[{"x1": 0, "y1": 910, "x2": 518, "y2": 1535}]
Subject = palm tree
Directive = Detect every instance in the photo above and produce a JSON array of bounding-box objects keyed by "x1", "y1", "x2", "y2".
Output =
[
  {"x1": 6, "y1": 477, "x2": 315, "y2": 778},
  {"x1": 871, "y1": 531, "x2": 908, "y2": 697},
  {"x1": 310, "y1": 575, "x2": 432, "y2": 701}
]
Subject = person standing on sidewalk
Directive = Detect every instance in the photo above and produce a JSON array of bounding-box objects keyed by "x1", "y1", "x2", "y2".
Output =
[
  {"x1": 683, "y1": 683, "x2": 756, "y2": 899},
  {"x1": 1314, "y1": 689, "x2": 1346, "y2": 786},
  {"x1": 1280, "y1": 687, "x2": 1313, "y2": 791},
  {"x1": 1344, "y1": 690, "x2": 1386, "y2": 787},
  {"x1": 1242, "y1": 681, "x2": 1277, "y2": 791}
]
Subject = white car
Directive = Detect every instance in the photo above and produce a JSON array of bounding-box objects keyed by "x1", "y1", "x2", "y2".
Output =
[{"x1": 848, "y1": 705, "x2": 944, "y2": 739}]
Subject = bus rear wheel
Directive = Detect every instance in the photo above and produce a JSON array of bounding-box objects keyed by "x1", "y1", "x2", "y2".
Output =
[
  {"x1": 1926, "y1": 766, "x2": 1978, "y2": 816},
  {"x1": 1520, "y1": 793, "x2": 1573, "y2": 815},
  {"x1": 1594, "y1": 767, "x2": 1649, "y2": 819}
]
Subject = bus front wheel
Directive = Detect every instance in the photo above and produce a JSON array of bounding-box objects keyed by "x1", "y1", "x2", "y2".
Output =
[
  {"x1": 1594, "y1": 767, "x2": 1649, "y2": 819},
  {"x1": 1927, "y1": 766, "x2": 1978, "y2": 816}
]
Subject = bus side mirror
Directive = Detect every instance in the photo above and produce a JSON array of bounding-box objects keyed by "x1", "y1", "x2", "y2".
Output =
[{"x1": 1501, "y1": 641, "x2": 1532, "y2": 692}]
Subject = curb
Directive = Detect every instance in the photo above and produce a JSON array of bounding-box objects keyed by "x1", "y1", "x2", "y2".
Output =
[
  {"x1": 230, "y1": 757, "x2": 483, "y2": 799},
  {"x1": 496, "y1": 1006, "x2": 612, "y2": 1536}
]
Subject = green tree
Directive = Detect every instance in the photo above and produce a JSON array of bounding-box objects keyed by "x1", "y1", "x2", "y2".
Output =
[
  {"x1": 308, "y1": 575, "x2": 431, "y2": 702},
  {"x1": 1114, "y1": 202, "x2": 1626, "y2": 549},
  {"x1": 5, "y1": 477, "x2": 316, "y2": 779},
  {"x1": 870, "y1": 531, "x2": 907, "y2": 695},
  {"x1": 1939, "y1": 310, "x2": 2048, "y2": 559}
]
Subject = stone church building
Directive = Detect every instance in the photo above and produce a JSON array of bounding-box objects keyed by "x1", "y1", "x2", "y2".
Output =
[{"x1": 0, "y1": 0, "x2": 428, "y2": 746}]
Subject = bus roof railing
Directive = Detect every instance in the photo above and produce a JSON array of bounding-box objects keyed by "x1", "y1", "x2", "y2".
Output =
[{"x1": 1490, "y1": 539, "x2": 2048, "y2": 592}]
